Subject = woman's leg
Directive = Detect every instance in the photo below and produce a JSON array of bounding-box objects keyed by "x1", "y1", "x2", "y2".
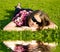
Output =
[{"x1": 13, "y1": 3, "x2": 21, "y2": 17}]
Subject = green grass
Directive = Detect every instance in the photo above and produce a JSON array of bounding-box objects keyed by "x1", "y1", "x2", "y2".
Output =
[{"x1": 0, "y1": 0, "x2": 60, "y2": 52}]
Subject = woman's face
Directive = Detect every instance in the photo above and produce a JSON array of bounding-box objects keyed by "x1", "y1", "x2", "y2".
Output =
[
  {"x1": 28, "y1": 14, "x2": 41, "y2": 29},
  {"x1": 28, "y1": 19, "x2": 38, "y2": 28}
]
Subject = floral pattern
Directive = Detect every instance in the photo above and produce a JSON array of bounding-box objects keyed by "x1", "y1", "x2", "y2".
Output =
[{"x1": 12, "y1": 10, "x2": 31, "y2": 26}]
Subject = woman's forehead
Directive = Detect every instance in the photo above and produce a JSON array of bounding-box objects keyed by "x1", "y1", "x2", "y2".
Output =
[{"x1": 34, "y1": 14, "x2": 41, "y2": 23}]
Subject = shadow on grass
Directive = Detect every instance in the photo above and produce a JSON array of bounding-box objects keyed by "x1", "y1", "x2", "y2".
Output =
[
  {"x1": 0, "y1": 9, "x2": 14, "y2": 30},
  {"x1": 0, "y1": 42, "x2": 12, "y2": 52}
]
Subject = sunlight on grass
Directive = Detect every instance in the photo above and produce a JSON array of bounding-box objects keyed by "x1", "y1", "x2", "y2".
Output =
[{"x1": 0, "y1": 0, "x2": 60, "y2": 52}]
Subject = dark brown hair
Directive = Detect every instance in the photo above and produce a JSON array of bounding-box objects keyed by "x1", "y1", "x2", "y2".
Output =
[{"x1": 26, "y1": 10, "x2": 50, "y2": 30}]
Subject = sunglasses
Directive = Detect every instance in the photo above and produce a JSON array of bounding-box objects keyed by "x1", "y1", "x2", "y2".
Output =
[{"x1": 31, "y1": 17, "x2": 41, "y2": 26}]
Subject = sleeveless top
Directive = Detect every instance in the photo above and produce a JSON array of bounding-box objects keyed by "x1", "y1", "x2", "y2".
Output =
[{"x1": 12, "y1": 9, "x2": 33, "y2": 27}]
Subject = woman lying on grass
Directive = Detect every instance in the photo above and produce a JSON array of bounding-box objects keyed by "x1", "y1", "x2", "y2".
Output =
[{"x1": 3, "y1": 3, "x2": 58, "y2": 31}]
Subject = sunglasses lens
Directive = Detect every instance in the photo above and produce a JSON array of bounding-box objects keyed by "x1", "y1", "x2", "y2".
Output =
[{"x1": 32, "y1": 17, "x2": 41, "y2": 26}]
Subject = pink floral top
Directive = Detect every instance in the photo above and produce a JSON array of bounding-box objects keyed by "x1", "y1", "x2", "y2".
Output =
[{"x1": 12, "y1": 10, "x2": 32, "y2": 26}]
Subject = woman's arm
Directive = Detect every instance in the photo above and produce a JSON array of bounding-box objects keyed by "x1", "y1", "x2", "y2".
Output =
[
  {"x1": 43, "y1": 22, "x2": 58, "y2": 29},
  {"x1": 3, "y1": 21, "x2": 37, "y2": 31}
]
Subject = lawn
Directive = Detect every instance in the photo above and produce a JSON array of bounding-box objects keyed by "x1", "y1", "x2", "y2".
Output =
[{"x1": 0, "y1": 0, "x2": 60, "y2": 52}]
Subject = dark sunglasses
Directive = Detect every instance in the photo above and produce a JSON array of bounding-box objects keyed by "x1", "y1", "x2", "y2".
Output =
[{"x1": 31, "y1": 17, "x2": 41, "y2": 26}]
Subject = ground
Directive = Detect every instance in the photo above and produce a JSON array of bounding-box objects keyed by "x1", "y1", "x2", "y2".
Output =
[{"x1": 0, "y1": 0, "x2": 60, "y2": 52}]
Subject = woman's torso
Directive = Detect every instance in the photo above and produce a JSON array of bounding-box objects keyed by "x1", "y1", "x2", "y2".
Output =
[{"x1": 12, "y1": 8, "x2": 33, "y2": 27}]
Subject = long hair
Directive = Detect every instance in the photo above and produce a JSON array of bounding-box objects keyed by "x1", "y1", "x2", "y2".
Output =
[{"x1": 26, "y1": 10, "x2": 50, "y2": 30}]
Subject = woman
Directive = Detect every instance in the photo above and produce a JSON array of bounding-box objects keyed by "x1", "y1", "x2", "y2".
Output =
[{"x1": 3, "y1": 3, "x2": 58, "y2": 31}]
